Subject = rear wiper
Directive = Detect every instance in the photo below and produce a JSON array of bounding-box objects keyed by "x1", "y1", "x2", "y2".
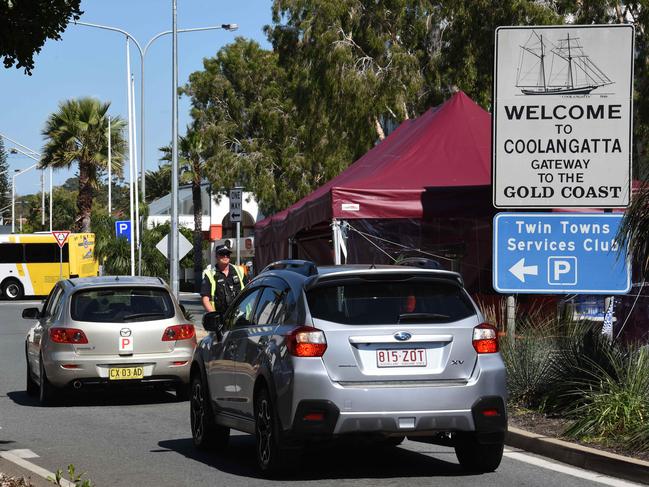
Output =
[
  {"x1": 398, "y1": 312, "x2": 450, "y2": 323},
  {"x1": 122, "y1": 312, "x2": 167, "y2": 321}
]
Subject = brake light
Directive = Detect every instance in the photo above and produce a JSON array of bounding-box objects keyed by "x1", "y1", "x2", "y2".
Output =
[
  {"x1": 162, "y1": 324, "x2": 195, "y2": 341},
  {"x1": 482, "y1": 408, "x2": 500, "y2": 417},
  {"x1": 303, "y1": 412, "x2": 325, "y2": 421},
  {"x1": 287, "y1": 326, "x2": 327, "y2": 357},
  {"x1": 50, "y1": 328, "x2": 88, "y2": 344},
  {"x1": 472, "y1": 323, "x2": 498, "y2": 354}
]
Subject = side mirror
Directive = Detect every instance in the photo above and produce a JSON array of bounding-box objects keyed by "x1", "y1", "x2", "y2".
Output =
[
  {"x1": 202, "y1": 311, "x2": 224, "y2": 334},
  {"x1": 22, "y1": 308, "x2": 40, "y2": 319}
]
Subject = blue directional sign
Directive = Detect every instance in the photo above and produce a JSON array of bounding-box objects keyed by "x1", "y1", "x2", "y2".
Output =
[
  {"x1": 115, "y1": 220, "x2": 132, "y2": 243},
  {"x1": 493, "y1": 213, "x2": 630, "y2": 294}
]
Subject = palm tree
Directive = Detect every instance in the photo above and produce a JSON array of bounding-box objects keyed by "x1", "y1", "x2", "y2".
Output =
[
  {"x1": 40, "y1": 98, "x2": 126, "y2": 232},
  {"x1": 160, "y1": 127, "x2": 206, "y2": 291},
  {"x1": 618, "y1": 185, "x2": 649, "y2": 278},
  {"x1": 145, "y1": 163, "x2": 172, "y2": 203}
]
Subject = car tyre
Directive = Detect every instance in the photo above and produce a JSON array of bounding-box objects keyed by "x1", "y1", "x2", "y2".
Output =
[
  {"x1": 26, "y1": 359, "x2": 38, "y2": 397},
  {"x1": 38, "y1": 356, "x2": 58, "y2": 405},
  {"x1": 190, "y1": 374, "x2": 228, "y2": 450},
  {"x1": 454, "y1": 433, "x2": 504, "y2": 473},
  {"x1": 255, "y1": 387, "x2": 291, "y2": 477},
  {"x1": 2, "y1": 279, "x2": 24, "y2": 300}
]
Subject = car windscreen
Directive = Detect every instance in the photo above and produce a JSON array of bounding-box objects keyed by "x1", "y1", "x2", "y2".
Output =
[
  {"x1": 71, "y1": 287, "x2": 175, "y2": 323},
  {"x1": 306, "y1": 278, "x2": 476, "y2": 325}
]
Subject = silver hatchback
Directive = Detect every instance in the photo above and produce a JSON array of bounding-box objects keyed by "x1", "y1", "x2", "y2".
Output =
[
  {"x1": 24, "y1": 276, "x2": 197, "y2": 404},
  {"x1": 190, "y1": 261, "x2": 507, "y2": 476}
]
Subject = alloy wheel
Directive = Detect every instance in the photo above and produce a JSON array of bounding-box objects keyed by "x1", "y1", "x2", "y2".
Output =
[
  {"x1": 190, "y1": 381, "x2": 204, "y2": 441},
  {"x1": 256, "y1": 398, "x2": 272, "y2": 466}
]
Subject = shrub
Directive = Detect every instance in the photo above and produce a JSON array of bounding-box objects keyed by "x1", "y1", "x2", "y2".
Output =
[
  {"x1": 562, "y1": 345, "x2": 649, "y2": 451},
  {"x1": 543, "y1": 326, "x2": 623, "y2": 415},
  {"x1": 484, "y1": 299, "x2": 558, "y2": 409}
]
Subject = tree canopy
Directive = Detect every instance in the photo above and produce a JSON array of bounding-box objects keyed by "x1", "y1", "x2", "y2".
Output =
[
  {"x1": 181, "y1": 1, "x2": 649, "y2": 216},
  {"x1": 0, "y1": 0, "x2": 82, "y2": 75}
]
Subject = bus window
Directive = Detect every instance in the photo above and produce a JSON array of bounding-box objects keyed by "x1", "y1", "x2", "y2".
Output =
[
  {"x1": 24, "y1": 243, "x2": 69, "y2": 263},
  {"x1": 0, "y1": 244, "x2": 23, "y2": 263}
]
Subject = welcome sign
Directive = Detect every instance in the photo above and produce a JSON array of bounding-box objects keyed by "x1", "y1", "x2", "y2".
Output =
[{"x1": 492, "y1": 25, "x2": 634, "y2": 208}]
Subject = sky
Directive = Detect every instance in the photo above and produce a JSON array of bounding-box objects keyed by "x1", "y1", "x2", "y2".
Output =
[{"x1": 0, "y1": 0, "x2": 273, "y2": 197}]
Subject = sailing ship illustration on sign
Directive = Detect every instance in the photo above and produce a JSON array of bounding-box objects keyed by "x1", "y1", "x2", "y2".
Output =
[{"x1": 516, "y1": 30, "x2": 613, "y2": 95}]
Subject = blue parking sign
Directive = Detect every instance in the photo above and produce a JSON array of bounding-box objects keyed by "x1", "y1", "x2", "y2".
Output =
[
  {"x1": 115, "y1": 220, "x2": 131, "y2": 243},
  {"x1": 493, "y1": 213, "x2": 630, "y2": 294}
]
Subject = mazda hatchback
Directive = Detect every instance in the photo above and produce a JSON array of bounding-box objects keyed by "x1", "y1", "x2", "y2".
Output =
[
  {"x1": 190, "y1": 261, "x2": 507, "y2": 476},
  {"x1": 24, "y1": 276, "x2": 196, "y2": 404}
]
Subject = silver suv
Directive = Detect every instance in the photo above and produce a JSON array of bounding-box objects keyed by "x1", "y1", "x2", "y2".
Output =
[{"x1": 189, "y1": 261, "x2": 507, "y2": 476}]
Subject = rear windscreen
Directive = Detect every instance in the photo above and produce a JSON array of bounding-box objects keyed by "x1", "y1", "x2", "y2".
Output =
[
  {"x1": 71, "y1": 287, "x2": 175, "y2": 323},
  {"x1": 306, "y1": 279, "x2": 476, "y2": 325}
]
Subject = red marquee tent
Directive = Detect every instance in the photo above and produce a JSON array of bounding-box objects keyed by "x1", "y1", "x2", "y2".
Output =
[{"x1": 255, "y1": 91, "x2": 495, "y2": 281}]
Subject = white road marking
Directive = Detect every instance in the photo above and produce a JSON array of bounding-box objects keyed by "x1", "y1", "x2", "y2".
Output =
[
  {"x1": 0, "y1": 450, "x2": 74, "y2": 487},
  {"x1": 7, "y1": 449, "x2": 39, "y2": 459},
  {"x1": 504, "y1": 449, "x2": 645, "y2": 487}
]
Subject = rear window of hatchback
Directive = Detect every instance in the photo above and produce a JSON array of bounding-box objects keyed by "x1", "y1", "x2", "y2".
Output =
[
  {"x1": 71, "y1": 287, "x2": 175, "y2": 323},
  {"x1": 306, "y1": 278, "x2": 476, "y2": 325}
]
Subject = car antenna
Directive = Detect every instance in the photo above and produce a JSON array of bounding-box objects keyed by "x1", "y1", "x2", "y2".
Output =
[{"x1": 115, "y1": 276, "x2": 120, "y2": 281}]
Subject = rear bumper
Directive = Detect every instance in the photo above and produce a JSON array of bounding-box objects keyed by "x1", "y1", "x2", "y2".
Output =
[
  {"x1": 42, "y1": 350, "x2": 192, "y2": 388},
  {"x1": 287, "y1": 396, "x2": 506, "y2": 440},
  {"x1": 288, "y1": 354, "x2": 507, "y2": 437}
]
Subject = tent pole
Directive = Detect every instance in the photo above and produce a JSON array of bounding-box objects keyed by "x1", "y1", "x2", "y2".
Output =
[{"x1": 332, "y1": 219, "x2": 341, "y2": 265}]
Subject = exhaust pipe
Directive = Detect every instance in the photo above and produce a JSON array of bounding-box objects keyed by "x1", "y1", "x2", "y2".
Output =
[{"x1": 73, "y1": 380, "x2": 83, "y2": 390}]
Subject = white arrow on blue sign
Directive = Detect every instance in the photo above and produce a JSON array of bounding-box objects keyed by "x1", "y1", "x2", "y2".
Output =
[{"x1": 493, "y1": 213, "x2": 631, "y2": 294}]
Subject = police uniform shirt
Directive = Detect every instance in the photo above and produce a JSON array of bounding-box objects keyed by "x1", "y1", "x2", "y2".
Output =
[{"x1": 200, "y1": 264, "x2": 244, "y2": 310}]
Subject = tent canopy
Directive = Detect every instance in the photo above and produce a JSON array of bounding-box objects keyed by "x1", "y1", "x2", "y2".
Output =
[{"x1": 256, "y1": 91, "x2": 492, "y2": 247}]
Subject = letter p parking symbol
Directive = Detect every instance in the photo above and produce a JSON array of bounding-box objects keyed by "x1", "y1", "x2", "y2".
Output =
[{"x1": 548, "y1": 257, "x2": 577, "y2": 285}]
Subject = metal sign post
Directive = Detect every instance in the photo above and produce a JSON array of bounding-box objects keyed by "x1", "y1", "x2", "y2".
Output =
[
  {"x1": 52, "y1": 231, "x2": 71, "y2": 281},
  {"x1": 229, "y1": 187, "x2": 243, "y2": 265}
]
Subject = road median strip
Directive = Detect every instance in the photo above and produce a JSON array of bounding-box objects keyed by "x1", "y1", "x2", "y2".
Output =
[{"x1": 0, "y1": 451, "x2": 73, "y2": 487}]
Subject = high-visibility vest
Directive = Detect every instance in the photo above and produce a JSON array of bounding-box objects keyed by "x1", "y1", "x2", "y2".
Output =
[{"x1": 203, "y1": 264, "x2": 245, "y2": 310}]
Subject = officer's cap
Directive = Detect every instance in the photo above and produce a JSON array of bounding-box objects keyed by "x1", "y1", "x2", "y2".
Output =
[{"x1": 214, "y1": 244, "x2": 232, "y2": 256}]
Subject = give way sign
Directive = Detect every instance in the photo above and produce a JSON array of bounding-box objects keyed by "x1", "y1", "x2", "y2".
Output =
[{"x1": 52, "y1": 231, "x2": 71, "y2": 248}]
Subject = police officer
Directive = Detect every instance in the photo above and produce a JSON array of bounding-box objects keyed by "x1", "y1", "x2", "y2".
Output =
[{"x1": 200, "y1": 244, "x2": 248, "y2": 313}]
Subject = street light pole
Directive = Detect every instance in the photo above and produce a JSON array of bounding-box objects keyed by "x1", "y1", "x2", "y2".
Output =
[
  {"x1": 12, "y1": 163, "x2": 38, "y2": 233},
  {"x1": 74, "y1": 20, "x2": 238, "y2": 281},
  {"x1": 126, "y1": 39, "x2": 136, "y2": 276},
  {"x1": 171, "y1": 0, "x2": 179, "y2": 296},
  {"x1": 108, "y1": 116, "x2": 112, "y2": 214},
  {"x1": 0, "y1": 135, "x2": 53, "y2": 231}
]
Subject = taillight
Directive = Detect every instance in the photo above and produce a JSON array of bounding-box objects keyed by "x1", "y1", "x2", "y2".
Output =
[
  {"x1": 287, "y1": 326, "x2": 327, "y2": 357},
  {"x1": 472, "y1": 323, "x2": 498, "y2": 354},
  {"x1": 482, "y1": 408, "x2": 500, "y2": 417},
  {"x1": 50, "y1": 328, "x2": 88, "y2": 344},
  {"x1": 162, "y1": 324, "x2": 195, "y2": 341}
]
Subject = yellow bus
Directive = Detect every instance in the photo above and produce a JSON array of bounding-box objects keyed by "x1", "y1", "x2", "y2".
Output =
[{"x1": 0, "y1": 233, "x2": 98, "y2": 300}]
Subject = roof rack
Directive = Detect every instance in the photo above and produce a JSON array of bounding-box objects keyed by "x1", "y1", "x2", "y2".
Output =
[{"x1": 261, "y1": 259, "x2": 318, "y2": 277}]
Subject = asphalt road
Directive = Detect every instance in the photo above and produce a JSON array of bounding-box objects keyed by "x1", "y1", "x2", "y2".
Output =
[{"x1": 0, "y1": 299, "x2": 642, "y2": 487}]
